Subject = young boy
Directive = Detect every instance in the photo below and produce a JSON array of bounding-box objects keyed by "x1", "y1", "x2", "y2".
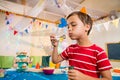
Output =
[{"x1": 50, "y1": 11, "x2": 112, "y2": 80}]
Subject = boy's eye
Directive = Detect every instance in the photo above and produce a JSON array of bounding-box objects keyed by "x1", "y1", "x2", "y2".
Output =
[
  {"x1": 71, "y1": 24, "x2": 76, "y2": 26},
  {"x1": 71, "y1": 23, "x2": 77, "y2": 27}
]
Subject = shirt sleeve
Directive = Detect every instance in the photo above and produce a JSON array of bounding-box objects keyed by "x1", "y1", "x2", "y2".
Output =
[
  {"x1": 60, "y1": 47, "x2": 69, "y2": 60},
  {"x1": 97, "y1": 50, "x2": 112, "y2": 71}
]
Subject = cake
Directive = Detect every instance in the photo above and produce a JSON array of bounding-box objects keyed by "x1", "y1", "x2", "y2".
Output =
[{"x1": 15, "y1": 52, "x2": 29, "y2": 71}]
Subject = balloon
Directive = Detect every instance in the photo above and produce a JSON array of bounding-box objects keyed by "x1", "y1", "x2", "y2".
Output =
[{"x1": 58, "y1": 18, "x2": 67, "y2": 28}]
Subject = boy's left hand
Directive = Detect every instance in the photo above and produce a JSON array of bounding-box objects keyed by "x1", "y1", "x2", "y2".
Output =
[{"x1": 68, "y1": 69, "x2": 84, "y2": 80}]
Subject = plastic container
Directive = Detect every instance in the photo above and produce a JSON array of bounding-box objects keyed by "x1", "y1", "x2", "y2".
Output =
[{"x1": 43, "y1": 68, "x2": 54, "y2": 75}]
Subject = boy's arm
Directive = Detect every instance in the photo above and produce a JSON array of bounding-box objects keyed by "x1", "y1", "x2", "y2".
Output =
[
  {"x1": 68, "y1": 69, "x2": 112, "y2": 80},
  {"x1": 99, "y1": 70, "x2": 112, "y2": 80},
  {"x1": 52, "y1": 46, "x2": 64, "y2": 64},
  {"x1": 50, "y1": 34, "x2": 64, "y2": 64}
]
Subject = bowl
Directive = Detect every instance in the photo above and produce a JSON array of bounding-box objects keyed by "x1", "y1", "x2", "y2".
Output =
[{"x1": 43, "y1": 68, "x2": 54, "y2": 75}]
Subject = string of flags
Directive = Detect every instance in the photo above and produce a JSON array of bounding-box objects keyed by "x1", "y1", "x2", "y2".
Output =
[
  {"x1": 1, "y1": 7, "x2": 120, "y2": 36},
  {"x1": 93, "y1": 18, "x2": 120, "y2": 31},
  {"x1": 5, "y1": 13, "x2": 51, "y2": 36}
]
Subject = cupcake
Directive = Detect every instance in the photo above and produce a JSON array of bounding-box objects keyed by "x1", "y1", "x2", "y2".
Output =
[{"x1": 22, "y1": 63, "x2": 27, "y2": 69}]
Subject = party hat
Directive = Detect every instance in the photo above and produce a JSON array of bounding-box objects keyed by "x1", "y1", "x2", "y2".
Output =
[{"x1": 80, "y1": 7, "x2": 87, "y2": 14}]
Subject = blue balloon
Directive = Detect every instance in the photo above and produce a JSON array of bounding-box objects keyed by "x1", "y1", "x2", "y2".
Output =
[{"x1": 58, "y1": 18, "x2": 67, "y2": 28}]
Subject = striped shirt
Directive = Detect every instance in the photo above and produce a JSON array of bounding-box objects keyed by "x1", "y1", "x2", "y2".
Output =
[{"x1": 60, "y1": 44, "x2": 112, "y2": 78}]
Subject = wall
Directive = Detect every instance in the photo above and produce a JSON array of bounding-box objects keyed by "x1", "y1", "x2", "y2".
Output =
[{"x1": 89, "y1": 20, "x2": 120, "y2": 68}]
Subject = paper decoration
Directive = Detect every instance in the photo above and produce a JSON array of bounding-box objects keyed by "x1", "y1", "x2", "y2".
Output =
[
  {"x1": 103, "y1": 21, "x2": 110, "y2": 31},
  {"x1": 93, "y1": 18, "x2": 120, "y2": 32},
  {"x1": 25, "y1": 29, "x2": 28, "y2": 33},
  {"x1": 45, "y1": 24, "x2": 48, "y2": 28},
  {"x1": 80, "y1": 7, "x2": 87, "y2": 14},
  {"x1": 54, "y1": 0, "x2": 60, "y2": 8},
  {"x1": 94, "y1": 24, "x2": 102, "y2": 32},
  {"x1": 14, "y1": 0, "x2": 46, "y2": 31},
  {"x1": 6, "y1": 20, "x2": 10, "y2": 25},
  {"x1": 9, "y1": 26, "x2": 13, "y2": 30},
  {"x1": 14, "y1": 30, "x2": 18, "y2": 35},
  {"x1": 19, "y1": 32, "x2": 23, "y2": 36},
  {"x1": 112, "y1": 18, "x2": 119, "y2": 28},
  {"x1": 59, "y1": 1, "x2": 72, "y2": 16}
]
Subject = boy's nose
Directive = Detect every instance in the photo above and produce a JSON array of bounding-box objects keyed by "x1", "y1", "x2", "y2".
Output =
[{"x1": 68, "y1": 27, "x2": 72, "y2": 31}]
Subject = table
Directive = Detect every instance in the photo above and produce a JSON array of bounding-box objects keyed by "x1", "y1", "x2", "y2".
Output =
[
  {"x1": 112, "y1": 75, "x2": 120, "y2": 80},
  {"x1": 0, "y1": 70, "x2": 120, "y2": 80}
]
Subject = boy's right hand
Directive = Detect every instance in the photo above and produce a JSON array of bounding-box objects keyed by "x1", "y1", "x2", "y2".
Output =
[{"x1": 50, "y1": 34, "x2": 59, "y2": 47}]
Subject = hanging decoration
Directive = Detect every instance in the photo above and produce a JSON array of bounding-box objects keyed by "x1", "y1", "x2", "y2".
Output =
[
  {"x1": 58, "y1": 18, "x2": 67, "y2": 28},
  {"x1": 5, "y1": 14, "x2": 14, "y2": 25},
  {"x1": 54, "y1": 0, "x2": 72, "y2": 16},
  {"x1": 14, "y1": 30, "x2": 18, "y2": 35},
  {"x1": 54, "y1": 0, "x2": 60, "y2": 8},
  {"x1": 112, "y1": 18, "x2": 119, "y2": 28},
  {"x1": 14, "y1": 0, "x2": 46, "y2": 31},
  {"x1": 94, "y1": 18, "x2": 120, "y2": 32},
  {"x1": 103, "y1": 21, "x2": 110, "y2": 31},
  {"x1": 1, "y1": 8, "x2": 55, "y2": 36}
]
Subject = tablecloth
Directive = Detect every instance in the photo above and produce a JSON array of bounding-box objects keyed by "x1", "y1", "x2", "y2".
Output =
[{"x1": 0, "y1": 70, "x2": 120, "y2": 80}]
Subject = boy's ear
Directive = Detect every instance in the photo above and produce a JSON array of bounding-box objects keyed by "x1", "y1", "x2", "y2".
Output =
[{"x1": 85, "y1": 24, "x2": 90, "y2": 31}]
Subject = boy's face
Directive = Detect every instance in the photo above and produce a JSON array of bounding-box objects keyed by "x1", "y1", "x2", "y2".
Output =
[{"x1": 67, "y1": 15, "x2": 89, "y2": 40}]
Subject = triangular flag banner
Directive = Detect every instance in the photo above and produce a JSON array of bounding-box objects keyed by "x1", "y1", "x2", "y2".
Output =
[
  {"x1": 103, "y1": 21, "x2": 110, "y2": 31},
  {"x1": 25, "y1": 29, "x2": 28, "y2": 33},
  {"x1": 112, "y1": 18, "x2": 119, "y2": 28},
  {"x1": 9, "y1": 26, "x2": 13, "y2": 30},
  {"x1": 6, "y1": 20, "x2": 10, "y2": 25},
  {"x1": 46, "y1": 24, "x2": 48, "y2": 28},
  {"x1": 95, "y1": 24, "x2": 102, "y2": 32},
  {"x1": 19, "y1": 32, "x2": 23, "y2": 36},
  {"x1": 14, "y1": 30, "x2": 18, "y2": 35},
  {"x1": 80, "y1": 7, "x2": 87, "y2": 14}
]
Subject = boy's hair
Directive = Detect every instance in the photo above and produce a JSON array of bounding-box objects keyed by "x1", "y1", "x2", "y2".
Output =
[{"x1": 66, "y1": 11, "x2": 93, "y2": 35}]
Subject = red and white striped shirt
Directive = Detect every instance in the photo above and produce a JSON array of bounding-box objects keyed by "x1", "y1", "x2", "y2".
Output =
[{"x1": 60, "y1": 44, "x2": 112, "y2": 78}]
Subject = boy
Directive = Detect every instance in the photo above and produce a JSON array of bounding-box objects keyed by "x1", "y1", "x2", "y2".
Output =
[{"x1": 50, "y1": 11, "x2": 112, "y2": 80}]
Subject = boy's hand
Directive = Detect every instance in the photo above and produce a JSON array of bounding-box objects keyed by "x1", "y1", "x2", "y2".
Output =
[
  {"x1": 68, "y1": 69, "x2": 84, "y2": 80},
  {"x1": 50, "y1": 34, "x2": 59, "y2": 47}
]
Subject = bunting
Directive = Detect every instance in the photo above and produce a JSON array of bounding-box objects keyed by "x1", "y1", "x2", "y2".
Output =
[
  {"x1": 103, "y1": 21, "x2": 110, "y2": 31},
  {"x1": 94, "y1": 18, "x2": 120, "y2": 32},
  {"x1": 112, "y1": 18, "x2": 119, "y2": 28}
]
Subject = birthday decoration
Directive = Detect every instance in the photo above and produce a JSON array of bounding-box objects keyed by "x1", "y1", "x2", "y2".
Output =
[
  {"x1": 112, "y1": 18, "x2": 119, "y2": 28},
  {"x1": 58, "y1": 18, "x2": 67, "y2": 28},
  {"x1": 14, "y1": 0, "x2": 46, "y2": 31},
  {"x1": 94, "y1": 18, "x2": 120, "y2": 31},
  {"x1": 54, "y1": 0, "x2": 72, "y2": 16},
  {"x1": 103, "y1": 21, "x2": 110, "y2": 31},
  {"x1": 80, "y1": 7, "x2": 87, "y2": 14},
  {"x1": 14, "y1": 30, "x2": 18, "y2": 35}
]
